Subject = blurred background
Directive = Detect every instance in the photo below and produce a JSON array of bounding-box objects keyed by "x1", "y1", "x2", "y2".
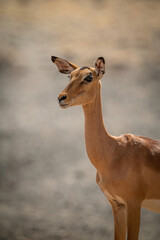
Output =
[{"x1": 0, "y1": 0, "x2": 160, "y2": 239}]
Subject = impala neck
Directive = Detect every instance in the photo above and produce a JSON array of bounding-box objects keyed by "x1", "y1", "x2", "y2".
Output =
[{"x1": 82, "y1": 81, "x2": 115, "y2": 172}]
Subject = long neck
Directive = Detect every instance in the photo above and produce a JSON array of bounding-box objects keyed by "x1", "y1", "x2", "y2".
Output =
[{"x1": 82, "y1": 82, "x2": 116, "y2": 172}]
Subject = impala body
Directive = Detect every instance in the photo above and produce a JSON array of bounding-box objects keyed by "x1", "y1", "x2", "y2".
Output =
[{"x1": 51, "y1": 56, "x2": 160, "y2": 240}]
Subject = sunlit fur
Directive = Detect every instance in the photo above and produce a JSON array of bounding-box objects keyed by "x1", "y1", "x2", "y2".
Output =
[{"x1": 52, "y1": 56, "x2": 160, "y2": 240}]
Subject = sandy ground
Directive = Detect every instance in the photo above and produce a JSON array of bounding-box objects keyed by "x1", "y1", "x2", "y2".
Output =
[{"x1": 0, "y1": 0, "x2": 160, "y2": 239}]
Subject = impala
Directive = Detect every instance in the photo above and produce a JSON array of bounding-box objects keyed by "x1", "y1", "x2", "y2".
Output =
[{"x1": 51, "y1": 56, "x2": 160, "y2": 240}]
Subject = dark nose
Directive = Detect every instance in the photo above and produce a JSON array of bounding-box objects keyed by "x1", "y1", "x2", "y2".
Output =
[{"x1": 58, "y1": 95, "x2": 67, "y2": 103}]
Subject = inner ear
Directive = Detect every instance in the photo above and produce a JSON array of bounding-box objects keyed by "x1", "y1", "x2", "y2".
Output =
[
  {"x1": 95, "y1": 57, "x2": 105, "y2": 77},
  {"x1": 51, "y1": 56, "x2": 78, "y2": 74}
]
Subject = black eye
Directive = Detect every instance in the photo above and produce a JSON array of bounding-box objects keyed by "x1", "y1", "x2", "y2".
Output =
[{"x1": 84, "y1": 74, "x2": 93, "y2": 82}]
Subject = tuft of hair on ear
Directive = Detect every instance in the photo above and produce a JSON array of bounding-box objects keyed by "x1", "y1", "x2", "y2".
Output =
[
  {"x1": 98, "y1": 57, "x2": 105, "y2": 64},
  {"x1": 51, "y1": 56, "x2": 57, "y2": 63}
]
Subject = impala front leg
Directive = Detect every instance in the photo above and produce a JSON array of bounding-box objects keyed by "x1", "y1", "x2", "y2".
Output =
[
  {"x1": 126, "y1": 201, "x2": 141, "y2": 240},
  {"x1": 110, "y1": 200, "x2": 127, "y2": 240}
]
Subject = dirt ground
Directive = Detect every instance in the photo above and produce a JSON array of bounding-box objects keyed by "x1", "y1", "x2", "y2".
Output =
[{"x1": 0, "y1": 0, "x2": 160, "y2": 239}]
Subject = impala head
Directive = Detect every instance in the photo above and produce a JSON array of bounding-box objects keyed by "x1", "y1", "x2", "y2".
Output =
[{"x1": 51, "y1": 56, "x2": 105, "y2": 108}]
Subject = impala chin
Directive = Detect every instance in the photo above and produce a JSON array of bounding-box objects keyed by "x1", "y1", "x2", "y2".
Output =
[{"x1": 59, "y1": 102, "x2": 70, "y2": 109}]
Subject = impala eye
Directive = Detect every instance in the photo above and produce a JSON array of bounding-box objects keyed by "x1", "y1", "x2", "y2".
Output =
[{"x1": 84, "y1": 74, "x2": 93, "y2": 82}]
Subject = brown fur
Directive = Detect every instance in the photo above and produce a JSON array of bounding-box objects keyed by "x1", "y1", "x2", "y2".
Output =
[{"x1": 52, "y1": 56, "x2": 160, "y2": 240}]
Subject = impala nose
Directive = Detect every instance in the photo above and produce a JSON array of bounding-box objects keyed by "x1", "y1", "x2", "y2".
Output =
[{"x1": 58, "y1": 94, "x2": 67, "y2": 103}]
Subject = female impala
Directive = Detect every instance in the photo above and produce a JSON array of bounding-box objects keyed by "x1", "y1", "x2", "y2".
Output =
[{"x1": 51, "y1": 56, "x2": 160, "y2": 240}]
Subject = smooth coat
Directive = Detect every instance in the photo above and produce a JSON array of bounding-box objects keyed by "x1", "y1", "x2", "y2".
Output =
[{"x1": 52, "y1": 56, "x2": 160, "y2": 240}]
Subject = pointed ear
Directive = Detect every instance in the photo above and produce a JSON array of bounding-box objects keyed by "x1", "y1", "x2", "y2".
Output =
[
  {"x1": 95, "y1": 57, "x2": 105, "y2": 77},
  {"x1": 51, "y1": 56, "x2": 78, "y2": 74}
]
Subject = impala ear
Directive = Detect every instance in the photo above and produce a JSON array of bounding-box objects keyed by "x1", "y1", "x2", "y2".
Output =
[
  {"x1": 51, "y1": 56, "x2": 78, "y2": 74},
  {"x1": 95, "y1": 57, "x2": 105, "y2": 77}
]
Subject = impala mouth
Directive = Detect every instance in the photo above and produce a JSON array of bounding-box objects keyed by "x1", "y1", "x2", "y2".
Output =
[{"x1": 59, "y1": 102, "x2": 70, "y2": 108}]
